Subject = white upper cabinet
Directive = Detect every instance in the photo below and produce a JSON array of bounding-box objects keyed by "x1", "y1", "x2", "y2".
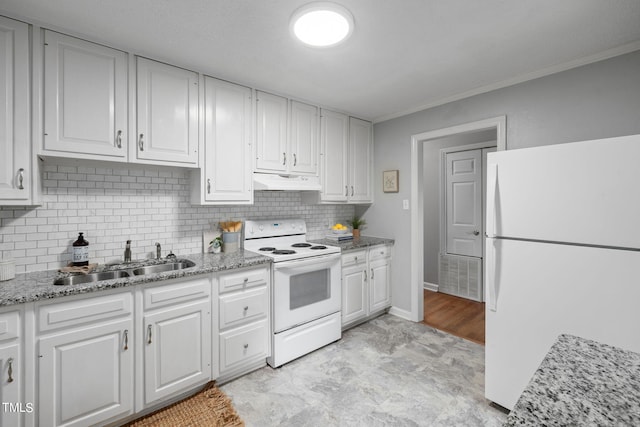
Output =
[
  {"x1": 134, "y1": 57, "x2": 199, "y2": 166},
  {"x1": 289, "y1": 100, "x2": 318, "y2": 174},
  {"x1": 191, "y1": 76, "x2": 253, "y2": 205},
  {"x1": 348, "y1": 117, "x2": 373, "y2": 203},
  {"x1": 311, "y1": 112, "x2": 373, "y2": 204},
  {"x1": 43, "y1": 30, "x2": 128, "y2": 160},
  {"x1": 255, "y1": 91, "x2": 318, "y2": 175},
  {"x1": 319, "y1": 109, "x2": 349, "y2": 202},
  {"x1": 0, "y1": 17, "x2": 32, "y2": 204},
  {"x1": 255, "y1": 91, "x2": 288, "y2": 172}
]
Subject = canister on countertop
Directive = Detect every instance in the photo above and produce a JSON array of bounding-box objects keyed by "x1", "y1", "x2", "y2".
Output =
[{"x1": 72, "y1": 232, "x2": 89, "y2": 266}]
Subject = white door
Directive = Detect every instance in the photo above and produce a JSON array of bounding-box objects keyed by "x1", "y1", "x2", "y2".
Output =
[
  {"x1": 0, "y1": 17, "x2": 31, "y2": 202},
  {"x1": 289, "y1": 101, "x2": 318, "y2": 175},
  {"x1": 446, "y1": 149, "x2": 483, "y2": 257},
  {"x1": 144, "y1": 300, "x2": 211, "y2": 405},
  {"x1": 135, "y1": 57, "x2": 198, "y2": 165},
  {"x1": 43, "y1": 30, "x2": 128, "y2": 159},
  {"x1": 255, "y1": 91, "x2": 287, "y2": 173},
  {"x1": 320, "y1": 109, "x2": 349, "y2": 202},
  {"x1": 38, "y1": 319, "x2": 134, "y2": 427},
  {"x1": 203, "y1": 76, "x2": 252, "y2": 203}
]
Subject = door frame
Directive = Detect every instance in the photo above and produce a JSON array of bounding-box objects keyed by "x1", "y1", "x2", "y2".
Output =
[{"x1": 409, "y1": 116, "x2": 506, "y2": 322}]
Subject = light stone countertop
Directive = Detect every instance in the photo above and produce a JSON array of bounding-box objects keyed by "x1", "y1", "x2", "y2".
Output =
[
  {"x1": 0, "y1": 251, "x2": 271, "y2": 306},
  {"x1": 310, "y1": 235, "x2": 395, "y2": 252},
  {"x1": 505, "y1": 334, "x2": 640, "y2": 426}
]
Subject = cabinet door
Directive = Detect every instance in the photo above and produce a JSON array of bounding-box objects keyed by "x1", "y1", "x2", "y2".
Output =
[
  {"x1": 349, "y1": 117, "x2": 373, "y2": 203},
  {"x1": 289, "y1": 101, "x2": 318, "y2": 175},
  {"x1": 0, "y1": 344, "x2": 22, "y2": 427},
  {"x1": 342, "y1": 264, "x2": 367, "y2": 326},
  {"x1": 320, "y1": 109, "x2": 349, "y2": 202},
  {"x1": 0, "y1": 17, "x2": 31, "y2": 202},
  {"x1": 136, "y1": 57, "x2": 198, "y2": 165},
  {"x1": 38, "y1": 319, "x2": 134, "y2": 427},
  {"x1": 255, "y1": 91, "x2": 287, "y2": 172},
  {"x1": 203, "y1": 77, "x2": 253, "y2": 203},
  {"x1": 43, "y1": 30, "x2": 127, "y2": 159},
  {"x1": 369, "y1": 257, "x2": 391, "y2": 313},
  {"x1": 143, "y1": 300, "x2": 211, "y2": 405}
]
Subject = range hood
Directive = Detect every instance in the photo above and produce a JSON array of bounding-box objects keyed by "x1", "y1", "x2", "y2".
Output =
[{"x1": 253, "y1": 173, "x2": 321, "y2": 191}]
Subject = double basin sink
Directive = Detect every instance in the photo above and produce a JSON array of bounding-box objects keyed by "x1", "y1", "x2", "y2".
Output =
[{"x1": 54, "y1": 260, "x2": 196, "y2": 286}]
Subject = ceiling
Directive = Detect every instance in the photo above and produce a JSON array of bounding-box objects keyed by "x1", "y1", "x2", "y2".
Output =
[{"x1": 2, "y1": 0, "x2": 640, "y2": 122}]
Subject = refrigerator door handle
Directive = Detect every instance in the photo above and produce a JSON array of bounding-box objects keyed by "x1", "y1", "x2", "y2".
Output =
[
  {"x1": 487, "y1": 238, "x2": 498, "y2": 311},
  {"x1": 486, "y1": 163, "x2": 498, "y2": 238}
]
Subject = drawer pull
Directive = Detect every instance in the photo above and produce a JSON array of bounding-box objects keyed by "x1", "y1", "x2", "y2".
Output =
[
  {"x1": 354, "y1": 256, "x2": 358, "y2": 262},
  {"x1": 243, "y1": 278, "x2": 249, "y2": 284},
  {"x1": 364, "y1": 270, "x2": 367, "y2": 281},
  {"x1": 123, "y1": 329, "x2": 129, "y2": 350},
  {"x1": 7, "y1": 357, "x2": 14, "y2": 383},
  {"x1": 243, "y1": 343, "x2": 249, "y2": 349},
  {"x1": 243, "y1": 306, "x2": 249, "y2": 312},
  {"x1": 371, "y1": 268, "x2": 374, "y2": 279},
  {"x1": 147, "y1": 324, "x2": 152, "y2": 344}
]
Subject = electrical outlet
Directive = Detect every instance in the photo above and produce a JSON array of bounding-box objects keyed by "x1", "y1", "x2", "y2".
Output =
[{"x1": 403, "y1": 199, "x2": 409, "y2": 210}]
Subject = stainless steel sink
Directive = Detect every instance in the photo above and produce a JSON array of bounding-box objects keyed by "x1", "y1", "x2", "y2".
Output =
[
  {"x1": 132, "y1": 261, "x2": 195, "y2": 276},
  {"x1": 54, "y1": 270, "x2": 130, "y2": 286}
]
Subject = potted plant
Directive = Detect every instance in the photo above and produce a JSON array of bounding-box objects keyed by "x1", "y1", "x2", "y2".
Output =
[
  {"x1": 347, "y1": 216, "x2": 366, "y2": 239},
  {"x1": 209, "y1": 236, "x2": 223, "y2": 254}
]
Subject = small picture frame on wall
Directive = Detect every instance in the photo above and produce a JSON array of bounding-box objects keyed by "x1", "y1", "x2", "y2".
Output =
[{"x1": 383, "y1": 170, "x2": 399, "y2": 193}]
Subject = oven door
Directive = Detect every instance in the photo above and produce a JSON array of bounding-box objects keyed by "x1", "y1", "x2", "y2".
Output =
[{"x1": 273, "y1": 253, "x2": 341, "y2": 333}]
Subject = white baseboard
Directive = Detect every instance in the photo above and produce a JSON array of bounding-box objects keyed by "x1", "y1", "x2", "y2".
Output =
[
  {"x1": 388, "y1": 306, "x2": 414, "y2": 321},
  {"x1": 423, "y1": 282, "x2": 439, "y2": 292}
]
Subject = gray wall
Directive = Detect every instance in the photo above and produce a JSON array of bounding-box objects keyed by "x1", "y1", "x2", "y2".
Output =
[
  {"x1": 423, "y1": 130, "x2": 496, "y2": 285},
  {"x1": 366, "y1": 50, "x2": 640, "y2": 314}
]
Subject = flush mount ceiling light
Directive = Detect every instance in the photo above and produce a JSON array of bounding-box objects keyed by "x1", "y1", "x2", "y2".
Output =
[{"x1": 290, "y1": 2, "x2": 354, "y2": 47}]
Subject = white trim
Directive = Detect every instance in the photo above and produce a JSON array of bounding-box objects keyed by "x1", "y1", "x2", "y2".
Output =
[
  {"x1": 410, "y1": 116, "x2": 506, "y2": 323},
  {"x1": 374, "y1": 41, "x2": 640, "y2": 123},
  {"x1": 388, "y1": 306, "x2": 413, "y2": 322},
  {"x1": 423, "y1": 282, "x2": 439, "y2": 292}
]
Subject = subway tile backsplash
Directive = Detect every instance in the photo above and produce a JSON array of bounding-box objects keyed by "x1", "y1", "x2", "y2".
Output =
[{"x1": 0, "y1": 162, "x2": 354, "y2": 274}]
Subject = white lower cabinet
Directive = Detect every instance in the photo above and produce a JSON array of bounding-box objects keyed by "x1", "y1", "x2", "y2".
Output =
[
  {"x1": 341, "y1": 245, "x2": 392, "y2": 330},
  {"x1": 142, "y1": 278, "x2": 211, "y2": 406},
  {"x1": 37, "y1": 292, "x2": 134, "y2": 427},
  {"x1": 215, "y1": 266, "x2": 270, "y2": 383},
  {"x1": 0, "y1": 308, "x2": 24, "y2": 427}
]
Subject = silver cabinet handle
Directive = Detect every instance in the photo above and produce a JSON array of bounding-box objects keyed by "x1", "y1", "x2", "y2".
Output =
[
  {"x1": 473, "y1": 230, "x2": 480, "y2": 236},
  {"x1": 116, "y1": 130, "x2": 122, "y2": 148},
  {"x1": 354, "y1": 256, "x2": 358, "y2": 262},
  {"x1": 293, "y1": 153, "x2": 297, "y2": 166},
  {"x1": 243, "y1": 277, "x2": 249, "y2": 284},
  {"x1": 351, "y1": 186, "x2": 354, "y2": 196},
  {"x1": 123, "y1": 329, "x2": 129, "y2": 351},
  {"x1": 345, "y1": 186, "x2": 348, "y2": 196},
  {"x1": 207, "y1": 179, "x2": 211, "y2": 194},
  {"x1": 282, "y1": 152, "x2": 286, "y2": 166},
  {"x1": 7, "y1": 357, "x2": 14, "y2": 383},
  {"x1": 364, "y1": 270, "x2": 367, "y2": 281},
  {"x1": 17, "y1": 168, "x2": 24, "y2": 190},
  {"x1": 371, "y1": 268, "x2": 374, "y2": 279},
  {"x1": 147, "y1": 324, "x2": 152, "y2": 344},
  {"x1": 138, "y1": 134, "x2": 144, "y2": 151},
  {"x1": 243, "y1": 343, "x2": 249, "y2": 349}
]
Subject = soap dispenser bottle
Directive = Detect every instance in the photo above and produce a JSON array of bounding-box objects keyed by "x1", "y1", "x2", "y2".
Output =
[{"x1": 72, "y1": 233, "x2": 89, "y2": 266}]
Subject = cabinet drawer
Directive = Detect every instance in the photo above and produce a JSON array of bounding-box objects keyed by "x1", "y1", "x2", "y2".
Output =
[
  {"x1": 218, "y1": 267, "x2": 269, "y2": 293},
  {"x1": 342, "y1": 250, "x2": 367, "y2": 267},
  {"x1": 0, "y1": 310, "x2": 20, "y2": 342},
  {"x1": 219, "y1": 319, "x2": 268, "y2": 372},
  {"x1": 144, "y1": 277, "x2": 210, "y2": 311},
  {"x1": 368, "y1": 245, "x2": 391, "y2": 261},
  {"x1": 219, "y1": 286, "x2": 268, "y2": 330},
  {"x1": 38, "y1": 292, "x2": 133, "y2": 333}
]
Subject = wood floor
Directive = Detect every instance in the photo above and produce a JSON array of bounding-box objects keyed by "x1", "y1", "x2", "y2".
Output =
[{"x1": 423, "y1": 290, "x2": 485, "y2": 345}]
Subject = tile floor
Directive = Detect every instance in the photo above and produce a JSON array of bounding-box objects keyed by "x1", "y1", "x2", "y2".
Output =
[{"x1": 221, "y1": 314, "x2": 507, "y2": 426}]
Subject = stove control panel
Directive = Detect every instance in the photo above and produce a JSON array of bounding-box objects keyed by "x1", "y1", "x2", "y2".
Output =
[{"x1": 245, "y1": 219, "x2": 307, "y2": 239}]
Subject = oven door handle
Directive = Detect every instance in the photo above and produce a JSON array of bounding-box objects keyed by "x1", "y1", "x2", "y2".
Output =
[{"x1": 273, "y1": 253, "x2": 341, "y2": 271}]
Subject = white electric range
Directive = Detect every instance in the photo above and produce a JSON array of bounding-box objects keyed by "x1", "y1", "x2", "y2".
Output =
[{"x1": 244, "y1": 219, "x2": 342, "y2": 367}]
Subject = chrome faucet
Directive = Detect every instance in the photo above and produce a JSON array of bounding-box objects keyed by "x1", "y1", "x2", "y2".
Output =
[
  {"x1": 155, "y1": 242, "x2": 161, "y2": 259},
  {"x1": 124, "y1": 240, "x2": 132, "y2": 263}
]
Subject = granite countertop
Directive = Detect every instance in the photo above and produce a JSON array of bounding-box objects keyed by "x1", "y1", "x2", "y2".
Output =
[
  {"x1": 310, "y1": 235, "x2": 394, "y2": 251},
  {"x1": 0, "y1": 250, "x2": 271, "y2": 306},
  {"x1": 505, "y1": 334, "x2": 640, "y2": 426}
]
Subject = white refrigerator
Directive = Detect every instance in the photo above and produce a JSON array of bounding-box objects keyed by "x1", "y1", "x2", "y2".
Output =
[{"x1": 484, "y1": 134, "x2": 640, "y2": 410}]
